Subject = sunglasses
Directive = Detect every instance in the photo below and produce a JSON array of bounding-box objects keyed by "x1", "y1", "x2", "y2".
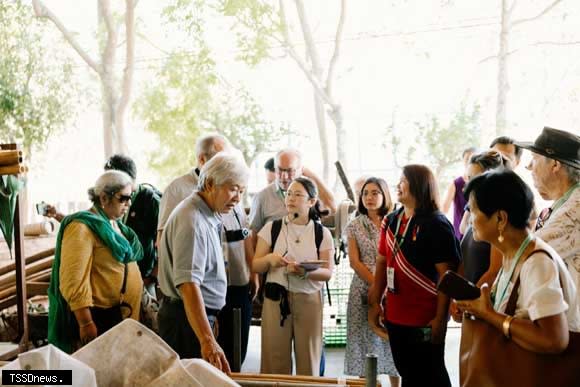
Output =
[{"x1": 114, "y1": 193, "x2": 132, "y2": 204}]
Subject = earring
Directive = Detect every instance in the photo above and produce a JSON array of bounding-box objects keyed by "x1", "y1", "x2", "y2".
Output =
[{"x1": 498, "y1": 229, "x2": 504, "y2": 243}]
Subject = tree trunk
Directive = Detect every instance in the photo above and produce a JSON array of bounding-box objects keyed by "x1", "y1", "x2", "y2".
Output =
[
  {"x1": 313, "y1": 93, "x2": 330, "y2": 182},
  {"x1": 33, "y1": 0, "x2": 135, "y2": 159},
  {"x1": 495, "y1": 0, "x2": 512, "y2": 137}
]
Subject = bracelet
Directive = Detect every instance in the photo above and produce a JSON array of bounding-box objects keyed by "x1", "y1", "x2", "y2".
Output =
[
  {"x1": 79, "y1": 320, "x2": 94, "y2": 328},
  {"x1": 502, "y1": 315, "x2": 514, "y2": 339}
]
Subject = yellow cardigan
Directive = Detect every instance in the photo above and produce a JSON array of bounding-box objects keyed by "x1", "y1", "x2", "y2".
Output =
[{"x1": 59, "y1": 221, "x2": 142, "y2": 320}]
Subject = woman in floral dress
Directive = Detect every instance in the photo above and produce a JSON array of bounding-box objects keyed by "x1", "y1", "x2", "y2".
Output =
[{"x1": 344, "y1": 177, "x2": 399, "y2": 385}]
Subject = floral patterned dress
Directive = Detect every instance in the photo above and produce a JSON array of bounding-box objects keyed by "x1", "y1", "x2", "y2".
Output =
[{"x1": 343, "y1": 215, "x2": 398, "y2": 377}]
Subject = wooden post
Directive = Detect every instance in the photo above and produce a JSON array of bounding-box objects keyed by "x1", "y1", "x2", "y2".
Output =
[{"x1": 0, "y1": 143, "x2": 28, "y2": 354}]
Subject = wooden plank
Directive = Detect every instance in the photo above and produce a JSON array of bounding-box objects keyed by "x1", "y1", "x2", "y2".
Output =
[
  {"x1": 26, "y1": 282, "x2": 49, "y2": 297},
  {"x1": 0, "y1": 248, "x2": 55, "y2": 277},
  {"x1": 0, "y1": 257, "x2": 53, "y2": 290}
]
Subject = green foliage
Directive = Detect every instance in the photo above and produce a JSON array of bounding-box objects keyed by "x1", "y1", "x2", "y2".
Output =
[
  {"x1": 415, "y1": 102, "x2": 481, "y2": 178},
  {"x1": 384, "y1": 102, "x2": 481, "y2": 187},
  {"x1": 135, "y1": 48, "x2": 216, "y2": 180},
  {"x1": 219, "y1": 0, "x2": 281, "y2": 66},
  {"x1": 135, "y1": 46, "x2": 287, "y2": 183},
  {"x1": 164, "y1": 0, "x2": 281, "y2": 66},
  {"x1": 205, "y1": 87, "x2": 290, "y2": 163},
  {"x1": 0, "y1": 1, "x2": 78, "y2": 157}
]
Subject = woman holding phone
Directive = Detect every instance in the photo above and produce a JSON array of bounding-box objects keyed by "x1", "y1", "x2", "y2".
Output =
[
  {"x1": 252, "y1": 177, "x2": 334, "y2": 376},
  {"x1": 368, "y1": 165, "x2": 461, "y2": 387}
]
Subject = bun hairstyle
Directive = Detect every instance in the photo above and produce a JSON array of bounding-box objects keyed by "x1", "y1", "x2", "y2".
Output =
[
  {"x1": 469, "y1": 149, "x2": 510, "y2": 172},
  {"x1": 292, "y1": 176, "x2": 329, "y2": 221},
  {"x1": 88, "y1": 170, "x2": 133, "y2": 206}
]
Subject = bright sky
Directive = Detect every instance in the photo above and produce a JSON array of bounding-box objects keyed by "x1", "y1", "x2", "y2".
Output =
[{"x1": 22, "y1": 0, "x2": 580, "y2": 221}]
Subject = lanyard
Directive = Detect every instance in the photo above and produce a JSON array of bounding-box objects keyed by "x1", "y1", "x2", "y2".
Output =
[
  {"x1": 492, "y1": 234, "x2": 534, "y2": 310},
  {"x1": 391, "y1": 211, "x2": 413, "y2": 258},
  {"x1": 551, "y1": 182, "x2": 580, "y2": 214}
]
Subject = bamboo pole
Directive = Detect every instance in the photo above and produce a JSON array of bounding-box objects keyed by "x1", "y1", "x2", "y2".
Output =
[
  {"x1": 0, "y1": 258, "x2": 53, "y2": 290},
  {"x1": 0, "y1": 150, "x2": 22, "y2": 166},
  {"x1": 0, "y1": 164, "x2": 27, "y2": 175},
  {"x1": 0, "y1": 248, "x2": 55, "y2": 277},
  {"x1": 231, "y1": 374, "x2": 371, "y2": 386}
]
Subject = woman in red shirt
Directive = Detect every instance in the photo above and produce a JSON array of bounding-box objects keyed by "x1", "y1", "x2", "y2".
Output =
[{"x1": 369, "y1": 164, "x2": 461, "y2": 387}]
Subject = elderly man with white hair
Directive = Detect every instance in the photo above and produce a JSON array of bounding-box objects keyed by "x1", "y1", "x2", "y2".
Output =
[
  {"x1": 156, "y1": 133, "x2": 230, "y2": 240},
  {"x1": 157, "y1": 153, "x2": 249, "y2": 373},
  {"x1": 517, "y1": 127, "x2": 580, "y2": 285}
]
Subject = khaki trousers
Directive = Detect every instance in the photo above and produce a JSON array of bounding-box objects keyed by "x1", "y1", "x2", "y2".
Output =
[{"x1": 260, "y1": 291, "x2": 323, "y2": 376}]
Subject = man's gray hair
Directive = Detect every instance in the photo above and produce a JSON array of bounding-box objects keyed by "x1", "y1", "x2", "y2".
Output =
[
  {"x1": 274, "y1": 148, "x2": 302, "y2": 168},
  {"x1": 563, "y1": 163, "x2": 580, "y2": 184},
  {"x1": 198, "y1": 152, "x2": 250, "y2": 191},
  {"x1": 195, "y1": 133, "x2": 230, "y2": 161},
  {"x1": 88, "y1": 170, "x2": 133, "y2": 205}
]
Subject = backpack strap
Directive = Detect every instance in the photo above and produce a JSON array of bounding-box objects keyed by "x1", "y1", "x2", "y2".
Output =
[
  {"x1": 270, "y1": 218, "x2": 283, "y2": 253},
  {"x1": 505, "y1": 249, "x2": 553, "y2": 316},
  {"x1": 314, "y1": 220, "x2": 324, "y2": 257}
]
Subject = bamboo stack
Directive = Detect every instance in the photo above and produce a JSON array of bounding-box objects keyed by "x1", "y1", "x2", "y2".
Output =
[
  {"x1": 0, "y1": 248, "x2": 54, "y2": 310},
  {"x1": 0, "y1": 149, "x2": 27, "y2": 175},
  {"x1": 231, "y1": 373, "x2": 379, "y2": 387}
]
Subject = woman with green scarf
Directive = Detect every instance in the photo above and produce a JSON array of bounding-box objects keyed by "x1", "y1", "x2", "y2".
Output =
[{"x1": 48, "y1": 170, "x2": 143, "y2": 353}]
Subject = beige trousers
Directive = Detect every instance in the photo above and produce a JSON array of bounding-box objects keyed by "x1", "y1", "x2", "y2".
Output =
[{"x1": 260, "y1": 291, "x2": 323, "y2": 376}]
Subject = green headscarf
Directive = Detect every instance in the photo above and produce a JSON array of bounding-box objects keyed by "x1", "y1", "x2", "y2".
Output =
[{"x1": 48, "y1": 207, "x2": 143, "y2": 353}]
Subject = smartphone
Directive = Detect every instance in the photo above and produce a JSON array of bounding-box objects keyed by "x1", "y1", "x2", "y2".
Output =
[
  {"x1": 35, "y1": 201, "x2": 48, "y2": 216},
  {"x1": 437, "y1": 270, "x2": 481, "y2": 300}
]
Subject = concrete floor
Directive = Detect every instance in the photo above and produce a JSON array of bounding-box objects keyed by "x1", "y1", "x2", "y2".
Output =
[{"x1": 242, "y1": 322, "x2": 462, "y2": 387}]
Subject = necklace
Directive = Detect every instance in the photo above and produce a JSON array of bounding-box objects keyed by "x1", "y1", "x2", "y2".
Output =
[
  {"x1": 491, "y1": 234, "x2": 534, "y2": 310},
  {"x1": 285, "y1": 216, "x2": 310, "y2": 243}
]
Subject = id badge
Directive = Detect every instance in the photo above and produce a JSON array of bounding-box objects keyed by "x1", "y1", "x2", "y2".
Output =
[{"x1": 387, "y1": 267, "x2": 396, "y2": 293}]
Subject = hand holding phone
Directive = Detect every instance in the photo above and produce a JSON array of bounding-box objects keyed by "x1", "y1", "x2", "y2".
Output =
[
  {"x1": 437, "y1": 270, "x2": 481, "y2": 300},
  {"x1": 35, "y1": 201, "x2": 48, "y2": 216}
]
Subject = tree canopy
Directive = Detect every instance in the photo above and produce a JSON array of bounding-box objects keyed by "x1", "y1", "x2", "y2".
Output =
[{"x1": 0, "y1": 0, "x2": 78, "y2": 158}]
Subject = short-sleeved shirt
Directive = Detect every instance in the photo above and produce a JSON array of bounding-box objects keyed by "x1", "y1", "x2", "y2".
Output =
[
  {"x1": 378, "y1": 209, "x2": 461, "y2": 284},
  {"x1": 249, "y1": 183, "x2": 287, "y2": 232},
  {"x1": 536, "y1": 188, "x2": 580, "y2": 290},
  {"x1": 493, "y1": 246, "x2": 580, "y2": 332},
  {"x1": 157, "y1": 169, "x2": 199, "y2": 231},
  {"x1": 258, "y1": 218, "x2": 334, "y2": 294},
  {"x1": 222, "y1": 205, "x2": 251, "y2": 286},
  {"x1": 378, "y1": 208, "x2": 461, "y2": 325},
  {"x1": 158, "y1": 192, "x2": 227, "y2": 310}
]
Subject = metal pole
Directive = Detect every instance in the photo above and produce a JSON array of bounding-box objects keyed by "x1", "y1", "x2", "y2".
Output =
[
  {"x1": 365, "y1": 353, "x2": 377, "y2": 387},
  {"x1": 233, "y1": 307, "x2": 242, "y2": 372}
]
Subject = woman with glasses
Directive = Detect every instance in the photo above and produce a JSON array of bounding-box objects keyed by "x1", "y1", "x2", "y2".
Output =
[
  {"x1": 48, "y1": 170, "x2": 143, "y2": 353},
  {"x1": 252, "y1": 176, "x2": 334, "y2": 376},
  {"x1": 369, "y1": 165, "x2": 461, "y2": 387},
  {"x1": 344, "y1": 177, "x2": 400, "y2": 385}
]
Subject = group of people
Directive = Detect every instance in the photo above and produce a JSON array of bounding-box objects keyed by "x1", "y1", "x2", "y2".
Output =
[{"x1": 45, "y1": 126, "x2": 579, "y2": 387}]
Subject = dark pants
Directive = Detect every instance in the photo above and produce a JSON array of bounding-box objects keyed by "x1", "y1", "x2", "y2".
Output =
[
  {"x1": 386, "y1": 322, "x2": 451, "y2": 387},
  {"x1": 217, "y1": 284, "x2": 252, "y2": 367},
  {"x1": 158, "y1": 298, "x2": 217, "y2": 359}
]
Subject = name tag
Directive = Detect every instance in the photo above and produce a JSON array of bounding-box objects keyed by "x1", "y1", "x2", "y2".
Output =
[{"x1": 387, "y1": 267, "x2": 396, "y2": 293}]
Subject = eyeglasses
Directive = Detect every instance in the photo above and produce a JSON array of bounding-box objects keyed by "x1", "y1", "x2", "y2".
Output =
[{"x1": 114, "y1": 193, "x2": 132, "y2": 204}]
